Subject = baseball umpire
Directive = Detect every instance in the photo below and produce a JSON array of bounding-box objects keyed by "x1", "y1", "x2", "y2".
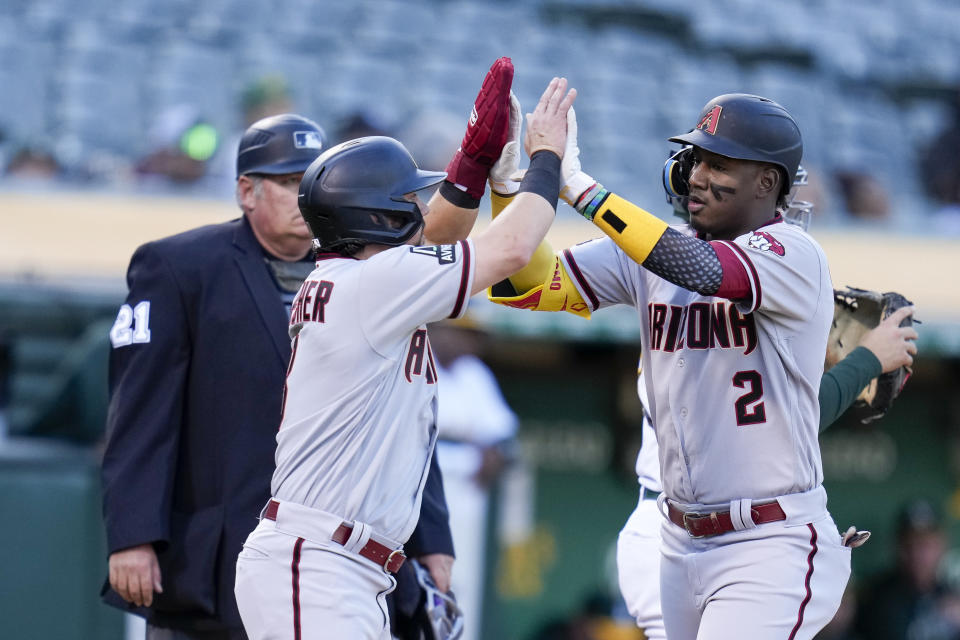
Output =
[{"x1": 232, "y1": 76, "x2": 576, "y2": 639}]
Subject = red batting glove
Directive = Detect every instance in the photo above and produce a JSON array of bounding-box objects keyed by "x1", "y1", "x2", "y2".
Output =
[{"x1": 445, "y1": 57, "x2": 514, "y2": 200}]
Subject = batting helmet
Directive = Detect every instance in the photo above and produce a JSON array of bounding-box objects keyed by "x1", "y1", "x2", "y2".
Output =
[
  {"x1": 236, "y1": 113, "x2": 326, "y2": 178},
  {"x1": 668, "y1": 94, "x2": 802, "y2": 198},
  {"x1": 298, "y1": 136, "x2": 446, "y2": 252}
]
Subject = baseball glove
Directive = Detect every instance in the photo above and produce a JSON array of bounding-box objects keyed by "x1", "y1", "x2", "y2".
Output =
[{"x1": 826, "y1": 286, "x2": 915, "y2": 423}]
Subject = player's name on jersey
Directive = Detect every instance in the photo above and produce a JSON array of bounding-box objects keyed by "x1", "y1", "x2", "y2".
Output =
[
  {"x1": 648, "y1": 300, "x2": 758, "y2": 355},
  {"x1": 290, "y1": 279, "x2": 334, "y2": 326}
]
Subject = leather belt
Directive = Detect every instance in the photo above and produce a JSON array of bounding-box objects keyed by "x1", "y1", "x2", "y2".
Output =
[
  {"x1": 264, "y1": 499, "x2": 406, "y2": 573},
  {"x1": 667, "y1": 500, "x2": 786, "y2": 538}
]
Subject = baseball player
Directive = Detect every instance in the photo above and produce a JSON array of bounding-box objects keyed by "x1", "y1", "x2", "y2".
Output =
[
  {"x1": 233, "y1": 76, "x2": 577, "y2": 640},
  {"x1": 619, "y1": 306, "x2": 917, "y2": 639},
  {"x1": 615, "y1": 166, "x2": 919, "y2": 640},
  {"x1": 484, "y1": 93, "x2": 853, "y2": 640}
]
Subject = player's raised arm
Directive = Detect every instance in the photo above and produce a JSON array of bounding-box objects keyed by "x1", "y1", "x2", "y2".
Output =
[
  {"x1": 423, "y1": 57, "x2": 514, "y2": 245},
  {"x1": 471, "y1": 77, "x2": 576, "y2": 295},
  {"x1": 560, "y1": 96, "x2": 806, "y2": 307}
]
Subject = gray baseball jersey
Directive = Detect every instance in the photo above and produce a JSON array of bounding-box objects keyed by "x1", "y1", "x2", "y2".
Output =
[
  {"x1": 271, "y1": 240, "x2": 475, "y2": 543},
  {"x1": 634, "y1": 372, "x2": 661, "y2": 493},
  {"x1": 563, "y1": 220, "x2": 832, "y2": 506}
]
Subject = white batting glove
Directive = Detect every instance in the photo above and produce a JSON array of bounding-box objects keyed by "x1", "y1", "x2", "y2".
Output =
[
  {"x1": 488, "y1": 92, "x2": 522, "y2": 195},
  {"x1": 559, "y1": 106, "x2": 598, "y2": 210}
]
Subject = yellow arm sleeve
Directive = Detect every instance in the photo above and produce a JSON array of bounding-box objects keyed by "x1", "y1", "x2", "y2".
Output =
[
  {"x1": 591, "y1": 193, "x2": 669, "y2": 264},
  {"x1": 489, "y1": 191, "x2": 557, "y2": 293},
  {"x1": 487, "y1": 253, "x2": 591, "y2": 318}
]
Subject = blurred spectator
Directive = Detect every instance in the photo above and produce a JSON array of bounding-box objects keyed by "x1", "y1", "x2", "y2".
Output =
[
  {"x1": 0, "y1": 330, "x2": 11, "y2": 440},
  {"x1": 333, "y1": 110, "x2": 392, "y2": 144},
  {"x1": 239, "y1": 75, "x2": 294, "y2": 127},
  {"x1": 816, "y1": 582, "x2": 862, "y2": 640},
  {"x1": 835, "y1": 170, "x2": 891, "y2": 221},
  {"x1": 135, "y1": 104, "x2": 219, "y2": 186},
  {"x1": 430, "y1": 316, "x2": 518, "y2": 640},
  {"x1": 209, "y1": 75, "x2": 297, "y2": 195},
  {"x1": 792, "y1": 164, "x2": 832, "y2": 224},
  {"x1": 397, "y1": 108, "x2": 464, "y2": 172},
  {"x1": 919, "y1": 92, "x2": 960, "y2": 233},
  {"x1": 854, "y1": 498, "x2": 960, "y2": 640},
  {"x1": 529, "y1": 592, "x2": 644, "y2": 640},
  {"x1": 5, "y1": 146, "x2": 61, "y2": 181}
]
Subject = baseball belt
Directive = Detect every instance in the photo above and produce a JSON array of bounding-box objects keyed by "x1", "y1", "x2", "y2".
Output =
[
  {"x1": 667, "y1": 500, "x2": 786, "y2": 538},
  {"x1": 264, "y1": 499, "x2": 406, "y2": 573}
]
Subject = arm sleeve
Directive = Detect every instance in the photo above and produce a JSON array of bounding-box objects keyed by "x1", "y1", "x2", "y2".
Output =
[
  {"x1": 818, "y1": 346, "x2": 882, "y2": 431},
  {"x1": 404, "y1": 449, "x2": 455, "y2": 557},
  {"x1": 101, "y1": 243, "x2": 189, "y2": 554},
  {"x1": 586, "y1": 192, "x2": 751, "y2": 300}
]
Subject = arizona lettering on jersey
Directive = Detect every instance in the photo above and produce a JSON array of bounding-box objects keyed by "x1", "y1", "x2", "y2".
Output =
[
  {"x1": 647, "y1": 301, "x2": 757, "y2": 355},
  {"x1": 405, "y1": 329, "x2": 438, "y2": 383},
  {"x1": 558, "y1": 221, "x2": 832, "y2": 506}
]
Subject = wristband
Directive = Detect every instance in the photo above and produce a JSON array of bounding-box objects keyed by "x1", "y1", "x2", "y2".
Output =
[
  {"x1": 439, "y1": 180, "x2": 481, "y2": 209},
  {"x1": 578, "y1": 185, "x2": 610, "y2": 221},
  {"x1": 518, "y1": 151, "x2": 561, "y2": 210}
]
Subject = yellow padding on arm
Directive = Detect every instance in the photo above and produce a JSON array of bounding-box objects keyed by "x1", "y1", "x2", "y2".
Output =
[
  {"x1": 488, "y1": 190, "x2": 554, "y2": 292},
  {"x1": 508, "y1": 241, "x2": 555, "y2": 293},
  {"x1": 488, "y1": 255, "x2": 591, "y2": 318},
  {"x1": 592, "y1": 193, "x2": 669, "y2": 264},
  {"x1": 490, "y1": 191, "x2": 514, "y2": 219}
]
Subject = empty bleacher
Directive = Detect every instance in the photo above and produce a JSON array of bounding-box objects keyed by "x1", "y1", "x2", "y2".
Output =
[{"x1": 0, "y1": 0, "x2": 958, "y2": 223}]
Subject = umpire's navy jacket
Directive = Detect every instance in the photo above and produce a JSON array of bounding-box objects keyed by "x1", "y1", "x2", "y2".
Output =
[{"x1": 101, "y1": 216, "x2": 453, "y2": 631}]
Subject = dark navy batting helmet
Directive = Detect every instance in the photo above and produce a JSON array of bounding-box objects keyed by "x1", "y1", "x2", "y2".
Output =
[
  {"x1": 298, "y1": 136, "x2": 446, "y2": 252},
  {"x1": 236, "y1": 113, "x2": 326, "y2": 178},
  {"x1": 668, "y1": 94, "x2": 802, "y2": 199}
]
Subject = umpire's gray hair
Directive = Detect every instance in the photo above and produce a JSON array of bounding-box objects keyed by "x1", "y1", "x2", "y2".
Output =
[{"x1": 235, "y1": 174, "x2": 264, "y2": 212}]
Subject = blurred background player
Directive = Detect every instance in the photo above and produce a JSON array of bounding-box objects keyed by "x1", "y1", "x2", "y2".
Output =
[
  {"x1": 430, "y1": 315, "x2": 519, "y2": 640},
  {"x1": 854, "y1": 498, "x2": 960, "y2": 640}
]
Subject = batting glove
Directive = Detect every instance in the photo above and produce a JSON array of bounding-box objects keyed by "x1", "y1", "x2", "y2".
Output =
[
  {"x1": 488, "y1": 92, "x2": 522, "y2": 196},
  {"x1": 445, "y1": 57, "x2": 514, "y2": 200},
  {"x1": 559, "y1": 106, "x2": 601, "y2": 213}
]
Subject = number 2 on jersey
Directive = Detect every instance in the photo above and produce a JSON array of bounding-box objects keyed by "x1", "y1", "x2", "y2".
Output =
[{"x1": 733, "y1": 370, "x2": 766, "y2": 425}]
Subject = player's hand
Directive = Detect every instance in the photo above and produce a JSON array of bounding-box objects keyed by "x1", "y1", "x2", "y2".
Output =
[
  {"x1": 445, "y1": 57, "x2": 515, "y2": 200},
  {"x1": 417, "y1": 553, "x2": 454, "y2": 593},
  {"x1": 488, "y1": 92, "x2": 523, "y2": 196},
  {"x1": 558, "y1": 105, "x2": 598, "y2": 210},
  {"x1": 524, "y1": 77, "x2": 577, "y2": 159},
  {"x1": 109, "y1": 543, "x2": 163, "y2": 607},
  {"x1": 859, "y1": 306, "x2": 918, "y2": 373}
]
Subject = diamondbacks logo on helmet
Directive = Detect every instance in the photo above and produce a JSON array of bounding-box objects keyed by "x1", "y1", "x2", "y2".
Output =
[
  {"x1": 747, "y1": 231, "x2": 785, "y2": 256},
  {"x1": 294, "y1": 131, "x2": 324, "y2": 149},
  {"x1": 696, "y1": 105, "x2": 722, "y2": 135}
]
